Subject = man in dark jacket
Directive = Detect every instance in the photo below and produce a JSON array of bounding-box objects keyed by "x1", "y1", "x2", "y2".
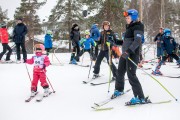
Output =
[
  {"x1": 93, "y1": 21, "x2": 117, "y2": 80},
  {"x1": 13, "y1": 18, "x2": 28, "y2": 63},
  {"x1": 69, "y1": 23, "x2": 81, "y2": 63},
  {"x1": 90, "y1": 24, "x2": 100, "y2": 60},
  {"x1": 112, "y1": 9, "x2": 146, "y2": 105},
  {"x1": 154, "y1": 27, "x2": 164, "y2": 63}
]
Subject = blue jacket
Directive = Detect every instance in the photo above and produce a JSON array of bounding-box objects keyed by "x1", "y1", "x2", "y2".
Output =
[
  {"x1": 90, "y1": 24, "x2": 100, "y2": 41},
  {"x1": 13, "y1": 23, "x2": 28, "y2": 43},
  {"x1": 161, "y1": 36, "x2": 176, "y2": 54},
  {"x1": 80, "y1": 38, "x2": 96, "y2": 50},
  {"x1": 44, "y1": 34, "x2": 52, "y2": 49}
]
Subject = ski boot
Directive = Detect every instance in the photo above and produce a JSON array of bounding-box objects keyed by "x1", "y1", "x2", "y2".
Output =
[
  {"x1": 152, "y1": 66, "x2": 163, "y2": 75},
  {"x1": 5, "y1": 60, "x2": 13, "y2": 63},
  {"x1": 16, "y1": 60, "x2": 21, "y2": 64},
  {"x1": 92, "y1": 74, "x2": 100, "y2": 79},
  {"x1": 70, "y1": 59, "x2": 77, "y2": 65},
  {"x1": 111, "y1": 90, "x2": 124, "y2": 99},
  {"x1": 31, "y1": 91, "x2": 38, "y2": 97},
  {"x1": 43, "y1": 88, "x2": 50, "y2": 97},
  {"x1": 125, "y1": 97, "x2": 151, "y2": 105}
]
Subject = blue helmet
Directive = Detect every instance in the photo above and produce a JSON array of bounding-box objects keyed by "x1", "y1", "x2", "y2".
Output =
[
  {"x1": 163, "y1": 28, "x2": 171, "y2": 37},
  {"x1": 127, "y1": 9, "x2": 139, "y2": 21}
]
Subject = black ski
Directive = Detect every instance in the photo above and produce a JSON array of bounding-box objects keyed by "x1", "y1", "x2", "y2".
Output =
[
  {"x1": 25, "y1": 92, "x2": 38, "y2": 102},
  {"x1": 36, "y1": 92, "x2": 52, "y2": 102},
  {"x1": 92, "y1": 89, "x2": 131, "y2": 108}
]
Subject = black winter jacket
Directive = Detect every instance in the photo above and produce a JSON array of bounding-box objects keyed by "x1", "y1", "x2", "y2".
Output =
[{"x1": 13, "y1": 23, "x2": 28, "y2": 43}]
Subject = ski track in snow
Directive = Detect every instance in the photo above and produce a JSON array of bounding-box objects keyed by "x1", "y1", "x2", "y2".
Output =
[{"x1": 0, "y1": 49, "x2": 180, "y2": 120}]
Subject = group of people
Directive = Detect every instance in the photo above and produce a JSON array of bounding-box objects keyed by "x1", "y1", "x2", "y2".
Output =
[
  {"x1": 0, "y1": 8, "x2": 178, "y2": 105},
  {"x1": 69, "y1": 9, "x2": 147, "y2": 105}
]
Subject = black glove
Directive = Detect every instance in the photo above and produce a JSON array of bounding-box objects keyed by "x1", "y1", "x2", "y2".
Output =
[
  {"x1": 121, "y1": 52, "x2": 129, "y2": 59},
  {"x1": 72, "y1": 41, "x2": 77, "y2": 47},
  {"x1": 173, "y1": 47, "x2": 178, "y2": 54},
  {"x1": 163, "y1": 50, "x2": 168, "y2": 57}
]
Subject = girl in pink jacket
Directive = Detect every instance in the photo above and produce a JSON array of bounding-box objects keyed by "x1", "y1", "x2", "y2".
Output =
[{"x1": 26, "y1": 44, "x2": 51, "y2": 97}]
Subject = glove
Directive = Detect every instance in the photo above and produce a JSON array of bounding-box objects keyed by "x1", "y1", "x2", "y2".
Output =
[
  {"x1": 42, "y1": 64, "x2": 46, "y2": 69},
  {"x1": 72, "y1": 41, "x2": 77, "y2": 47},
  {"x1": 106, "y1": 42, "x2": 110, "y2": 47},
  {"x1": 163, "y1": 50, "x2": 168, "y2": 57},
  {"x1": 121, "y1": 51, "x2": 129, "y2": 59},
  {"x1": 173, "y1": 47, "x2": 178, "y2": 54}
]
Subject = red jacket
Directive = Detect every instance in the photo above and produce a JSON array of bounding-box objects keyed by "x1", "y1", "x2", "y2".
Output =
[
  {"x1": 26, "y1": 54, "x2": 50, "y2": 72},
  {"x1": 0, "y1": 28, "x2": 9, "y2": 43}
]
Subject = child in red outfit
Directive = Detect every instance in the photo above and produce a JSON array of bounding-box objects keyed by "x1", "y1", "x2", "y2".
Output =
[
  {"x1": 0, "y1": 23, "x2": 12, "y2": 62},
  {"x1": 26, "y1": 44, "x2": 51, "y2": 97}
]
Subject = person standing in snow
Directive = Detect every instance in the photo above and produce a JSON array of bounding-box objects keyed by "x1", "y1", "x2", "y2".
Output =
[
  {"x1": 13, "y1": 18, "x2": 28, "y2": 63},
  {"x1": 70, "y1": 23, "x2": 81, "y2": 63},
  {"x1": 71, "y1": 30, "x2": 96, "y2": 64},
  {"x1": 0, "y1": 23, "x2": 12, "y2": 63},
  {"x1": 44, "y1": 30, "x2": 53, "y2": 56},
  {"x1": 26, "y1": 44, "x2": 51, "y2": 97},
  {"x1": 112, "y1": 9, "x2": 146, "y2": 105},
  {"x1": 154, "y1": 27, "x2": 164, "y2": 63},
  {"x1": 152, "y1": 28, "x2": 180, "y2": 75},
  {"x1": 93, "y1": 21, "x2": 117, "y2": 80},
  {"x1": 90, "y1": 23, "x2": 100, "y2": 60}
]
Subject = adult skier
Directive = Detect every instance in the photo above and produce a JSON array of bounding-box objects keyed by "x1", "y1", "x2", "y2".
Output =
[
  {"x1": 0, "y1": 23, "x2": 12, "y2": 63},
  {"x1": 154, "y1": 27, "x2": 164, "y2": 63},
  {"x1": 113, "y1": 9, "x2": 147, "y2": 105}
]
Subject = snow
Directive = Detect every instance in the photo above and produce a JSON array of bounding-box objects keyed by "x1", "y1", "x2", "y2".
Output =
[{"x1": 0, "y1": 46, "x2": 180, "y2": 120}]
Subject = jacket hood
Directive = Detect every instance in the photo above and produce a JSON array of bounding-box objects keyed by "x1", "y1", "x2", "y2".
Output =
[{"x1": 91, "y1": 24, "x2": 97, "y2": 29}]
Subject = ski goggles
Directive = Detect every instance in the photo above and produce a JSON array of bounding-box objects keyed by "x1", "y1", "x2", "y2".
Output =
[{"x1": 123, "y1": 11, "x2": 131, "y2": 17}]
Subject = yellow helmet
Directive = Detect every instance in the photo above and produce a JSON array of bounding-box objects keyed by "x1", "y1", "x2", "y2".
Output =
[{"x1": 84, "y1": 30, "x2": 90, "y2": 35}]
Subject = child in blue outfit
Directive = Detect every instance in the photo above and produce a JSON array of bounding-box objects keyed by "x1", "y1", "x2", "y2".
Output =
[
  {"x1": 44, "y1": 30, "x2": 53, "y2": 56},
  {"x1": 152, "y1": 28, "x2": 180, "y2": 75},
  {"x1": 71, "y1": 30, "x2": 96, "y2": 64}
]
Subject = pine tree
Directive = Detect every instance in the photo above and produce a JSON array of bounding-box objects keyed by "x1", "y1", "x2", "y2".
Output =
[
  {"x1": 48, "y1": 0, "x2": 84, "y2": 51},
  {"x1": 0, "y1": 6, "x2": 8, "y2": 23}
]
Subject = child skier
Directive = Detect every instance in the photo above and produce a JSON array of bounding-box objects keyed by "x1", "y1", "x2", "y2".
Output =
[
  {"x1": 71, "y1": 30, "x2": 96, "y2": 64},
  {"x1": 0, "y1": 23, "x2": 12, "y2": 63},
  {"x1": 44, "y1": 30, "x2": 53, "y2": 56},
  {"x1": 152, "y1": 28, "x2": 180, "y2": 75},
  {"x1": 93, "y1": 21, "x2": 117, "y2": 80},
  {"x1": 26, "y1": 44, "x2": 51, "y2": 97}
]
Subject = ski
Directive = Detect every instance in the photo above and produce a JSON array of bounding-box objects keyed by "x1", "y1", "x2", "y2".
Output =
[
  {"x1": 90, "y1": 79, "x2": 128, "y2": 86},
  {"x1": 91, "y1": 107, "x2": 114, "y2": 111},
  {"x1": 142, "y1": 72, "x2": 180, "y2": 78},
  {"x1": 77, "y1": 64, "x2": 89, "y2": 67},
  {"x1": 93, "y1": 89, "x2": 131, "y2": 108},
  {"x1": 36, "y1": 92, "x2": 52, "y2": 102},
  {"x1": 83, "y1": 74, "x2": 104, "y2": 84},
  {"x1": 25, "y1": 92, "x2": 38, "y2": 102},
  {"x1": 125, "y1": 100, "x2": 171, "y2": 106}
]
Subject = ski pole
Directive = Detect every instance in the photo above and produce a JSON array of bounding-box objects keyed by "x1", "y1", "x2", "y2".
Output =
[
  {"x1": 128, "y1": 57, "x2": 178, "y2": 101},
  {"x1": 25, "y1": 63, "x2": 32, "y2": 82},
  {"x1": 81, "y1": 49, "x2": 85, "y2": 66},
  {"x1": 108, "y1": 48, "x2": 112, "y2": 93},
  {"x1": 88, "y1": 49, "x2": 93, "y2": 79},
  {"x1": 43, "y1": 71, "x2": 56, "y2": 93}
]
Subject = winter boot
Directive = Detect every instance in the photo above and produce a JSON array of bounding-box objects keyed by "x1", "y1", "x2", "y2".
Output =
[
  {"x1": 111, "y1": 90, "x2": 124, "y2": 99},
  {"x1": 92, "y1": 74, "x2": 100, "y2": 79},
  {"x1": 43, "y1": 88, "x2": 50, "y2": 97}
]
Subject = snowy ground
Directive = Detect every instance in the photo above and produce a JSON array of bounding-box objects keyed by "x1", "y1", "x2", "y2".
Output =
[{"x1": 0, "y1": 47, "x2": 180, "y2": 120}]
